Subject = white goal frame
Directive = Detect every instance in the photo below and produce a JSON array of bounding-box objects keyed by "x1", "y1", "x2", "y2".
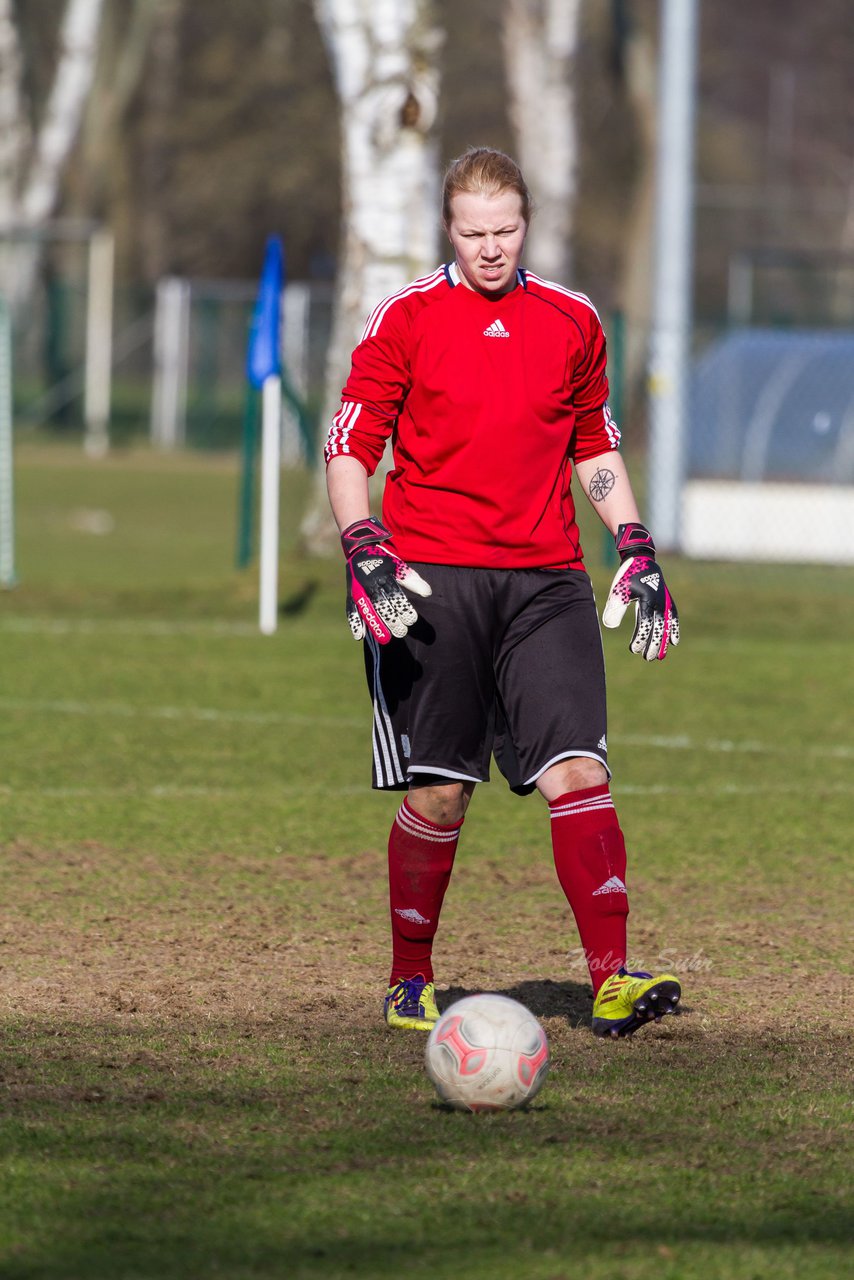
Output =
[{"x1": 0, "y1": 219, "x2": 115, "y2": 457}]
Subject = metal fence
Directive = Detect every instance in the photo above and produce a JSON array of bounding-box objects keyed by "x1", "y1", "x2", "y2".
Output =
[
  {"x1": 684, "y1": 327, "x2": 854, "y2": 564},
  {"x1": 11, "y1": 272, "x2": 334, "y2": 455},
  {"x1": 690, "y1": 328, "x2": 854, "y2": 484},
  {"x1": 9, "y1": 260, "x2": 854, "y2": 565}
]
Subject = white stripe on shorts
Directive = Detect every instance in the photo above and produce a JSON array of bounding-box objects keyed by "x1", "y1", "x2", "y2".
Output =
[
  {"x1": 367, "y1": 635, "x2": 405, "y2": 786},
  {"x1": 524, "y1": 750, "x2": 611, "y2": 789},
  {"x1": 406, "y1": 765, "x2": 483, "y2": 784}
]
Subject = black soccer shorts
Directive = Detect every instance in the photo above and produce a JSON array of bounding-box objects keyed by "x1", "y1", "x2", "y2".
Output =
[{"x1": 362, "y1": 564, "x2": 609, "y2": 795}]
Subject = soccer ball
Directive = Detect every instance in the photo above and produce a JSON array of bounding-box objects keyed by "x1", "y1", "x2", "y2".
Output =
[{"x1": 425, "y1": 993, "x2": 549, "y2": 1112}]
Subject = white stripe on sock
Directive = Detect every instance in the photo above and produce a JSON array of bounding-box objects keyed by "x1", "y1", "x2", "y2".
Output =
[
  {"x1": 396, "y1": 805, "x2": 460, "y2": 843},
  {"x1": 550, "y1": 798, "x2": 614, "y2": 820}
]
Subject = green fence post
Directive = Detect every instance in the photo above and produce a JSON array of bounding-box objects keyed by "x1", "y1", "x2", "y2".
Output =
[
  {"x1": 45, "y1": 272, "x2": 72, "y2": 428},
  {"x1": 0, "y1": 294, "x2": 16, "y2": 587},
  {"x1": 281, "y1": 367, "x2": 316, "y2": 466},
  {"x1": 236, "y1": 384, "x2": 259, "y2": 569},
  {"x1": 602, "y1": 310, "x2": 625, "y2": 566},
  {"x1": 193, "y1": 296, "x2": 219, "y2": 448},
  {"x1": 609, "y1": 309, "x2": 625, "y2": 429}
]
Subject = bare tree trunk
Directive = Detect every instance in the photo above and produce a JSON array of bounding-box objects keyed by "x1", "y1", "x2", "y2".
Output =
[
  {"x1": 616, "y1": 16, "x2": 657, "y2": 412},
  {"x1": 503, "y1": 0, "x2": 582, "y2": 284},
  {"x1": 0, "y1": 0, "x2": 27, "y2": 293},
  {"x1": 139, "y1": 0, "x2": 183, "y2": 283},
  {"x1": 19, "y1": 0, "x2": 106, "y2": 225},
  {"x1": 78, "y1": 0, "x2": 159, "y2": 220},
  {"x1": 0, "y1": 0, "x2": 106, "y2": 306},
  {"x1": 303, "y1": 0, "x2": 443, "y2": 554},
  {"x1": 0, "y1": 0, "x2": 27, "y2": 227}
]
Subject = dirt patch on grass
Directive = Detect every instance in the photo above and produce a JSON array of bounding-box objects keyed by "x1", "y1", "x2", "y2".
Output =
[{"x1": 0, "y1": 844, "x2": 850, "y2": 1040}]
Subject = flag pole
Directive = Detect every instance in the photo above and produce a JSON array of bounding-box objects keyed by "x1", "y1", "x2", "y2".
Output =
[
  {"x1": 259, "y1": 373, "x2": 282, "y2": 634},
  {"x1": 246, "y1": 236, "x2": 284, "y2": 634},
  {"x1": 235, "y1": 384, "x2": 259, "y2": 569}
]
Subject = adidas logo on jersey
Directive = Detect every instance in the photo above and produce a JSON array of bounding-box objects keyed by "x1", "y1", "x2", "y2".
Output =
[
  {"x1": 483, "y1": 318, "x2": 510, "y2": 337},
  {"x1": 592, "y1": 875, "x2": 627, "y2": 897},
  {"x1": 640, "y1": 572, "x2": 661, "y2": 590}
]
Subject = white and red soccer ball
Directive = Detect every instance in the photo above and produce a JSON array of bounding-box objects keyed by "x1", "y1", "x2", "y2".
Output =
[{"x1": 425, "y1": 993, "x2": 549, "y2": 1112}]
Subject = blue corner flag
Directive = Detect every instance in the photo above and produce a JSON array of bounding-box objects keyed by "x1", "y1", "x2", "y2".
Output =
[{"x1": 247, "y1": 235, "x2": 284, "y2": 389}]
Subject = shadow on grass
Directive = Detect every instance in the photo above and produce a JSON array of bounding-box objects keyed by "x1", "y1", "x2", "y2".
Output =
[
  {"x1": 1, "y1": 1017, "x2": 851, "y2": 1279},
  {"x1": 277, "y1": 1202, "x2": 854, "y2": 1280},
  {"x1": 279, "y1": 578, "x2": 319, "y2": 617},
  {"x1": 438, "y1": 977, "x2": 592, "y2": 1026}
]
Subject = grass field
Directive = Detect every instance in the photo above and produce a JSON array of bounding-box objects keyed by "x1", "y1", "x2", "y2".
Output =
[{"x1": 1, "y1": 443, "x2": 852, "y2": 1279}]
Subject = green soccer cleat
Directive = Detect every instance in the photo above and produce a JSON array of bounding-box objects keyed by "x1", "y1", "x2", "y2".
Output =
[
  {"x1": 384, "y1": 975, "x2": 440, "y2": 1030},
  {"x1": 592, "y1": 968, "x2": 681, "y2": 1038}
]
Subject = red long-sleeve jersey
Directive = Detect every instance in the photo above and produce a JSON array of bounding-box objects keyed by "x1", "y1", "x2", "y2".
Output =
[{"x1": 325, "y1": 263, "x2": 620, "y2": 569}]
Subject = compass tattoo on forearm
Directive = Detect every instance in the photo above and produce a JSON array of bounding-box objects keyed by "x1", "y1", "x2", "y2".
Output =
[{"x1": 588, "y1": 467, "x2": 616, "y2": 503}]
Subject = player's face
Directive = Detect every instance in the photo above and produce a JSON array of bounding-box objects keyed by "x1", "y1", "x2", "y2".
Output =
[{"x1": 446, "y1": 189, "x2": 528, "y2": 297}]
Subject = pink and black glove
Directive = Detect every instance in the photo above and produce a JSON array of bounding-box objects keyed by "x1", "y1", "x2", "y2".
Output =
[
  {"x1": 341, "y1": 517, "x2": 431, "y2": 644},
  {"x1": 602, "y1": 522, "x2": 679, "y2": 662}
]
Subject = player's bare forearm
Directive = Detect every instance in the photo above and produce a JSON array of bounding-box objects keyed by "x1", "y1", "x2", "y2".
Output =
[
  {"x1": 327, "y1": 455, "x2": 371, "y2": 532},
  {"x1": 575, "y1": 451, "x2": 642, "y2": 537},
  {"x1": 580, "y1": 451, "x2": 680, "y2": 661}
]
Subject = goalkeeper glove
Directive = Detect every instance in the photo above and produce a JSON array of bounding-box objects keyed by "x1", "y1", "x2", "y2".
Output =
[
  {"x1": 602, "y1": 522, "x2": 680, "y2": 662},
  {"x1": 341, "y1": 517, "x2": 431, "y2": 644}
]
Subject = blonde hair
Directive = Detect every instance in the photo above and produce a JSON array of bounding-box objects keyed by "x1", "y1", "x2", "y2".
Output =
[{"x1": 442, "y1": 147, "x2": 533, "y2": 228}]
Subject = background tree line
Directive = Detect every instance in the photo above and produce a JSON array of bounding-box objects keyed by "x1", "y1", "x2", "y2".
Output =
[
  {"x1": 3, "y1": 0, "x2": 853, "y2": 459},
  {"x1": 7, "y1": 0, "x2": 851, "y2": 309}
]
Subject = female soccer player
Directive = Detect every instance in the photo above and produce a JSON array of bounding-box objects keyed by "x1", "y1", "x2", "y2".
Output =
[{"x1": 325, "y1": 147, "x2": 681, "y2": 1038}]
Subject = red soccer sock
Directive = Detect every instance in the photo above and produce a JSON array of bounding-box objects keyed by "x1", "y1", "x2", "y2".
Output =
[
  {"x1": 549, "y1": 784, "x2": 629, "y2": 995},
  {"x1": 388, "y1": 798, "x2": 462, "y2": 985}
]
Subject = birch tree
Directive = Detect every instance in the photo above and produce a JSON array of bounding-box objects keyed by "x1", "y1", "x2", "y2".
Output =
[
  {"x1": 0, "y1": 0, "x2": 28, "y2": 230},
  {"x1": 503, "y1": 0, "x2": 582, "y2": 284},
  {"x1": 77, "y1": 0, "x2": 160, "y2": 222},
  {"x1": 137, "y1": 0, "x2": 183, "y2": 283},
  {"x1": 0, "y1": 0, "x2": 106, "y2": 305},
  {"x1": 303, "y1": 0, "x2": 443, "y2": 552},
  {"x1": 614, "y1": 13, "x2": 658, "y2": 399}
]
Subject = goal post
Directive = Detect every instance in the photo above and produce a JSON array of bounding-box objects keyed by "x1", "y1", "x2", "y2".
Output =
[
  {"x1": 647, "y1": 0, "x2": 700, "y2": 552},
  {"x1": 83, "y1": 226, "x2": 115, "y2": 457},
  {"x1": 0, "y1": 293, "x2": 15, "y2": 588},
  {"x1": 0, "y1": 220, "x2": 114, "y2": 452}
]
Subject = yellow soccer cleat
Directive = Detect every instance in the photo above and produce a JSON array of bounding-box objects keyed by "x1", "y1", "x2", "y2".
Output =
[
  {"x1": 592, "y1": 968, "x2": 681, "y2": 1038},
  {"x1": 384, "y1": 975, "x2": 440, "y2": 1030}
]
